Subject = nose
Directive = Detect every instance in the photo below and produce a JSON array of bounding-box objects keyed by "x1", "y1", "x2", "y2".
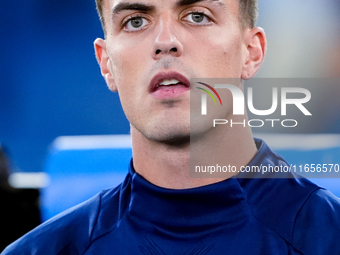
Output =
[{"x1": 151, "y1": 14, "x2": 183, "y2": 60}]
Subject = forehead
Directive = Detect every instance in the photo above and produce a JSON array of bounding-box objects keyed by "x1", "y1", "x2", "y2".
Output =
[
  {"x1": 100, "y1": 0, "x2": 241, "y2": 29},
  {"x1": 112, "y1": 0, "x2": 225, "y2": 7},
  {"x1": 102, "y1": 0, "x2": 236, "y2": 14}
]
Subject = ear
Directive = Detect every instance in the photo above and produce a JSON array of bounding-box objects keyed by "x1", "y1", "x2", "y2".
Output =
[
  {"x1": 94, "y1": 38, "x2": 117, "y2": 92},
  {"x1": 241, "y1": 27, "x2": 267, "y2": 80}
]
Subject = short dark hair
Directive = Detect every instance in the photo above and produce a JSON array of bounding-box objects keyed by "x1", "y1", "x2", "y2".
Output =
[
  {"x1": 239, "y1": 0, "x2": 258, "y2": 29},
  {"x1": 95, "y1": 0, "x2": 105, "y2": 32},
  {"x1": 95, "y1": 0, "x2": 258, "y2": 32}
]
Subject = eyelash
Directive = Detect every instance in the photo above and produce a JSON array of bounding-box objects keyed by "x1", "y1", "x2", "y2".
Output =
[
  {"x1": 122, "y1": 15, "x2": 150, "y2": 32},
  {"x1": 121, "y1": 11, "x2": 213, "y2": 32},
  {"x1": 183, "y1": 11, "x2": 213, "y2": 26}
]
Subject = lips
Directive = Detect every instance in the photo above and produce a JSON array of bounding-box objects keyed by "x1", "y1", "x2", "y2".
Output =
[{"x1": 149, "y1": 72, "x2": 190, "y2": 93}]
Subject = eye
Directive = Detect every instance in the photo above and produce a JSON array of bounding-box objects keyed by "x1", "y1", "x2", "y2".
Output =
[
  {"x1": 124, "y1": 16, "x2": 150, "y2": 32},
  {"x1": 184, "y1": 12, "x2": 212, "y2": 25}
]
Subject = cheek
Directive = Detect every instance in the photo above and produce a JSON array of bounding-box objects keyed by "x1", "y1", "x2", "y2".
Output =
[
  {"x1": 107, "y1": 41, "x2": 150, "y2": 120},
  {"x1": 108, "y1": 39, "x2": 150, "y2": 96},
  {"x1": 187, "y1": 29, "x2": 243, "y2": 77},
  {"x1": 111, "y1": 47, "x2": 141, "y2": 84}
]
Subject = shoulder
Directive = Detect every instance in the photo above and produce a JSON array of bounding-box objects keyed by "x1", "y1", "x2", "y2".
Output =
[
  {"x1": 292, "y1": 188, "x2": 340, "y2": 254},
  {"x1": 1, "y1": 185, "x2": 123, "y2": 255},
  {"x1": 239, "y1": 171, "x2": 340, "y2": 254},
  {"x1": 239, "y1": 138, "x2": 340, "y2": 254}
]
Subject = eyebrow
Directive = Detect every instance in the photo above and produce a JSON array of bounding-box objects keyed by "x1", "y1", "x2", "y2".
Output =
[
  {"x1": 176, "y1": 0, "x2": 225, "y2": 8},
  {"x1": 112, "y1": 0, "x2": 225, "y2": 14},
  {"x1": 112, "y1": 2, "x2": 155, "y2": 14}
]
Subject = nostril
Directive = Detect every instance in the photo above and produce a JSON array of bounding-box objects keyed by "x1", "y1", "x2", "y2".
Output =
[{"x1": 155, "y1": 47, "x2": 178, "y2": 55}]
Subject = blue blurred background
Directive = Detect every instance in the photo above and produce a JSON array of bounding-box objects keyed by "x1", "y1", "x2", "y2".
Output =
[
  {"x1": 0, "y1": 0, "x2": 130, "y2": 173},
  {"x1": 0, "y1": 0, "x2": 340, "y2": 174}
]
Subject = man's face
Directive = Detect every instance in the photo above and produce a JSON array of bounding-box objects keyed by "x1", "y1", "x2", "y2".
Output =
[{"x1": 97, "y1": 0, "x2": 248, "y2": 143}]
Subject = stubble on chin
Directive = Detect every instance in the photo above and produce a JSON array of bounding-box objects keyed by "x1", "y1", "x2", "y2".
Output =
[{"x1": 134, "y1": 119, "x2": 190, "y2": 147}]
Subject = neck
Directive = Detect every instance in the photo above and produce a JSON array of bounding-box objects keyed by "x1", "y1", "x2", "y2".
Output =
[{"x1": 132, "y1": 116, "x2": 256, "y2": 189}]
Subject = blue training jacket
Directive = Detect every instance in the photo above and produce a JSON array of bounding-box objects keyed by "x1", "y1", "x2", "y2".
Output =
[{"x1": 2, "y1": 139, "x2": 340, "y2": 254}]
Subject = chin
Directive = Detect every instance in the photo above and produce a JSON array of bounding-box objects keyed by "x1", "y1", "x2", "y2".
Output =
[{"x1": 144, "y1": 124, "x2": 190, "y2": 146}]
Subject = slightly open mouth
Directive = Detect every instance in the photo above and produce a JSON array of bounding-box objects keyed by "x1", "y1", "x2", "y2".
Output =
[
  {"x1": 153, "y1": 79, "x2": 187, "y2": 92},
  {"x1": 149, "y1": 72, "x2": 190, "y2": 92}
]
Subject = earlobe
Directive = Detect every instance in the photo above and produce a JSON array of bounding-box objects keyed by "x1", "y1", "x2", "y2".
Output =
[
  {"x1": 94, "y1": 38, "x2": 118, "y2": 92},
  {"x1": 241, "y1": 27, "x2": 267, "y2": 80}
]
